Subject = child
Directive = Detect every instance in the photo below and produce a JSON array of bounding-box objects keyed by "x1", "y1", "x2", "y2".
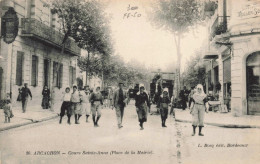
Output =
[
  {"x1": 59, "y1": 87, "x2": 72, "y2": 124},
  {"x1": 157, "y1": 88, "x2": 171, "y2": 127},
  {"x1": 3, "y1": 97, "x2": 14, "y2": 123}
]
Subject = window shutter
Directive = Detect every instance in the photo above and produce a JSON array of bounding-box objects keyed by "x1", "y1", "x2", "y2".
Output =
[
  {"x1": 59, "y1": 64, "x2": 63, "y2": 88},
  {"x1": 69, "y1": 66, "x2": 73, "y2": 87},
  {"x1": 223, "y1": 58, "x2": 231, "y2": 83},
  {"x1": 31, "y1": 55, "x2": 38, "y2": 86},
  {"x1": 16, "y1": 51, "x2": 24, "y2": 86}
]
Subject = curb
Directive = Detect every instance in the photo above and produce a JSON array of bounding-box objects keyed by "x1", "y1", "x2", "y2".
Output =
[
  {"x1": 0, "y1": 115, "x2": 58, "y2": 132},
  {"x1": 175, "y1": 119, "x2": 260, "y2": 129}
]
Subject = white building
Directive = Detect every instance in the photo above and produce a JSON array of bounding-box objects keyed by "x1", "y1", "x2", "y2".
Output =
[
  {"x1": 0, "y1": 0, "x2": 80, "y2": 108},
  {"x1": 204, "y1": 0, "x2": 260, "y2": 116}
]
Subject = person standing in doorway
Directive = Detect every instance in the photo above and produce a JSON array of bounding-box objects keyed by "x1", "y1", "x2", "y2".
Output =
[
  {"x1": 71, "y1": 86, "x2": 81, "y2": 124},
  {"x1": 157, "y1": 88, "x2": 171, "y2": 127},
  {"x1": 113, "y1": 82, "x2": 128, "y2": 129},
  {"x1": 21, "y1": 83, "x2": 32, "y2": 113},
  {"x1": 190, "y1": 84, "x2": 209, "y2": 136},
  {"x1": 135, "y1": 85, "x2": 150, "y2": 130},
  {"x1": 89, "y1": 86, "x2": 103, "y2": 127},
  {"x1": 41, "y1": 86, "x2": 50, "y2": 109}
]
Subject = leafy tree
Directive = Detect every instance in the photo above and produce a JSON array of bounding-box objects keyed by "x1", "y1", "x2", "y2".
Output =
[
  {"x1": 149, "y1": 0, "x2": 204, "y2": 97},
  {"x1": 182, "y1": 50, "x2": 206, "y2": 88},
  {"x1": 45, "y1": 0, "x2": 112, "y2": 110}
]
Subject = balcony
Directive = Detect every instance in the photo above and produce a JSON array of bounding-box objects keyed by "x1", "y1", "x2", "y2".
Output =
[
  {"x1": 209, "y1": 16, "x2": 230, "y2": 41},
  {"x1": 20, "y1": 18, "x2": 80, "y2": 56}
]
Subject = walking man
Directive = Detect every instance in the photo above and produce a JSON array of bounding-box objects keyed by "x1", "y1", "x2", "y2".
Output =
[
  {"x1": 89, "y1": 86, "x2": 103, "y2": 127},
  {"x1": 179, "y1": 86, "x2": 189, "y2": 110},
  {"x1": 113, "y1": 82, "x2": 128, "y2": 129},
  {"x1": 21, "y1": 83, "x2": 32, "y2": 113}
]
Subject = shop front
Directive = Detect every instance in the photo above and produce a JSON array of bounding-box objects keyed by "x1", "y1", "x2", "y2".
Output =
[{"x1": 246, "y1": 52, "x2": 260, "y2": 115}]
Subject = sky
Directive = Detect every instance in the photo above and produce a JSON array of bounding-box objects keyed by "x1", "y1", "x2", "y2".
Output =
[{"x1": 105, "y1": 0, "x2": 208, "y2": 72}]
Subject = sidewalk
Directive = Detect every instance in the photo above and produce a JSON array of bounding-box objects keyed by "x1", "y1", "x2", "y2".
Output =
[
  {"x1": 0, "y1": 106, "x2": 58, "y2": 131},
  {"x1": 175, "y1": 108, "x2": 260, "y2": 128}
]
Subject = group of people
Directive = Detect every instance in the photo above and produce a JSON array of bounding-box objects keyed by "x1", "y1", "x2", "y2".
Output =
[{"x1": 2, "y1": 81, "x2": 209, "y2": 135}]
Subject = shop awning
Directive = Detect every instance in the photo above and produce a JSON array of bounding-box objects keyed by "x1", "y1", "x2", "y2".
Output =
[{"x1": 203, "y1": 52, "x2": 218, "y2": 59}]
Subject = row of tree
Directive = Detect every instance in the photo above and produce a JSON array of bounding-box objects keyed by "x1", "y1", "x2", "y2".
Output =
[{"x1": 78, "y1": 54, "x2": 151, "y2": 88}]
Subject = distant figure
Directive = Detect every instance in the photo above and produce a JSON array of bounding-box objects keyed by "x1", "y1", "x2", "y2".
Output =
[
  {"x1": 108, "y1": 88, "x2": 114, "y2": 108},
  {"x1": 188, "y1": 86, "x2": 196, "y2": 108},
  {"x1": 179, "y1": 86, "x2": 189, "y2": 110},
  {"x1": 113, "y1": 82, "x2": 128, "y2": 129},
  {"x1": 21, "y1": 83, "x2": 32, "y2": 113},
  {"x1": 157, "y1": 88, "x2": 171, "y2": 127},
  {"x1": 135, "y1": 85, "x2": 150, "y2": 130},
  {"x1": 89, "y1": 86, "x2": 103, "y2": 127},
  {"x1": 41, "y1": 86, "x2": 50, "y2": 109},
  {"x1": 3, "y1": 95, "x2": 13, "y2": 123},
  {"x1": 190, "y1": 84, "x2": 209, "y2": 136},
  {"x1": 59, "y1": 87, "x2": 72, "y2": 124}
]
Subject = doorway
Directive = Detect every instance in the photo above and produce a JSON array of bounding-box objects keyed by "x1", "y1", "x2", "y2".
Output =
[
  {"x1": 44, "y1": 59, "x2": 50, "y2": 87},
  {"x1": 246, "y1": 52, "x2": 260, "y2": 115}
]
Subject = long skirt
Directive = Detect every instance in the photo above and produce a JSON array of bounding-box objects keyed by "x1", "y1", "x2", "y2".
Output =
[
  {"x1": 42, "y1": 96, "x2": 50, "y2": 109},
  {"x1": 81, "y1": 102, "x2": 91, "y2": 115},
  {"x1": 160, "y1": 108, "x2": 168, "y2": 120},
  {"x1": 71, "y1": 102, "x2": 82, "y2": 115},
  {"x1": 136, "y1": 103, "x2": 147, "y2": 122}
]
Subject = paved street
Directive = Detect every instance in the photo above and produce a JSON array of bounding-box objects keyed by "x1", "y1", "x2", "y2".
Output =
[{"x1": 0, "y1": 101, "x2": 260, "y2": 164}]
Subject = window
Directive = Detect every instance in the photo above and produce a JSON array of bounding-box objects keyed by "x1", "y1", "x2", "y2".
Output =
[
  {"x1": 53, "y1": 62, "x2": 63, "y2": 88},
  {"x1": 16, "y1": 51, "x2": 24, "y2": 86},
  {"x1": 31, "y1": 55, "x2": 38, "y2": 86},
  {"x1": 69, "y1": 66, "x2": 76, "y2": 87}
]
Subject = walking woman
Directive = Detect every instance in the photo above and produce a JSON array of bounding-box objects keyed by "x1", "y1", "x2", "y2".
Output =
[
  {"x1": 59, "y1": 87, "x2": 72, "y2": 124},
  {"x1": 71, "y1": 86, "x2": 81, "y2": 124},
  {"x1": 41, "y1": 86, "x2": 50, "y2": 109},
  {"x1": 135, "y1": 85, "x2": 150, "y2": 130},
  {"x1": 157, "y1": 88, "x2": 171, "y2": 127},
  {"x1": 80, "y1": 87, "x2": 91, "y2": 122},
  {"x1": 190, "y1": 84, "x2": 209, "y2": 136}
]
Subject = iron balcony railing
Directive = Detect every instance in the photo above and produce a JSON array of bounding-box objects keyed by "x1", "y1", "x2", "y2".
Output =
[
  {"x1": 20, "y1": 18, "x2": 80, "y2": 56},
  {"x1": 209, "y1": 16, "x2": 230, "y2": 41}
]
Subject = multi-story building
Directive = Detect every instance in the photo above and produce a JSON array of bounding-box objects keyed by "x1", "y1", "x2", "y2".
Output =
[
  {"x1": 204, "y1": 0, "x2": 260, "y2": 116},
  {"x1": 0, "y1": 0, "x2": 80, "y2": 108}
]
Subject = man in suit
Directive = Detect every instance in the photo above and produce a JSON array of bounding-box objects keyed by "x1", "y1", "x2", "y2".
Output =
[{"x1": 113, "y1": 82, "x2": 128, "y2": 129}]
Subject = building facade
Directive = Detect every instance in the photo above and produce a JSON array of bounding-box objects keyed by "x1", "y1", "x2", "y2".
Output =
[
  {"x1": 0, "y1": 0, "x2": 80, "y2": 108},
  {"x1": 204, "y1": 0, "x2": 260, "y2": 116}
]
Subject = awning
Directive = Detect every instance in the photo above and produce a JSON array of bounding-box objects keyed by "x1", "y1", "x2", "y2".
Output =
[{"x1": 203, "y1": 51, "x2": 218, "y2": 59}]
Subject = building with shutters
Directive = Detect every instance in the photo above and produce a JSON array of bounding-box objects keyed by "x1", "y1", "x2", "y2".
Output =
[
  {"x1": 0, "y1": 0, "x2": 80, "y2": 108},
  {"x1": 203, "y1": 0, "x2": 260, "y2": 116}
]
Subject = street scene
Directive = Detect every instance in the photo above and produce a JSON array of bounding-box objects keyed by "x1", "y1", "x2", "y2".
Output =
[{"x1": 0, "y1": 0, "x2": 260, "y2": 164}]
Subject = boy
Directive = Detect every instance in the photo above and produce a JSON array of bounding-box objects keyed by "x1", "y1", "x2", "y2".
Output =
[
  {"x1": 157, "y1": 88, "x2": 171, "y2": 127},
  {"x1": 59, "y1": 87, "x2": 72, "y2": 124}
]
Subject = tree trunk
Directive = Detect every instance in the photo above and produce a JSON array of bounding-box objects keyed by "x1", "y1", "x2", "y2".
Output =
[
  {"x1": 50, "y1": 34, "x2": 67, "y2": 112},
  {"x1": 85, "y1": 51, "x2": 90, "y2": 86},
  {"x1": 173, "y1": 34, "x2": 182, "y2": 99}
]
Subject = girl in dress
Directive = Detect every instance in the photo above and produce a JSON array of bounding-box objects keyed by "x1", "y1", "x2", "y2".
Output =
[{"x1": 190, "y1": 84, "x2": 209, "y2": 136}]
